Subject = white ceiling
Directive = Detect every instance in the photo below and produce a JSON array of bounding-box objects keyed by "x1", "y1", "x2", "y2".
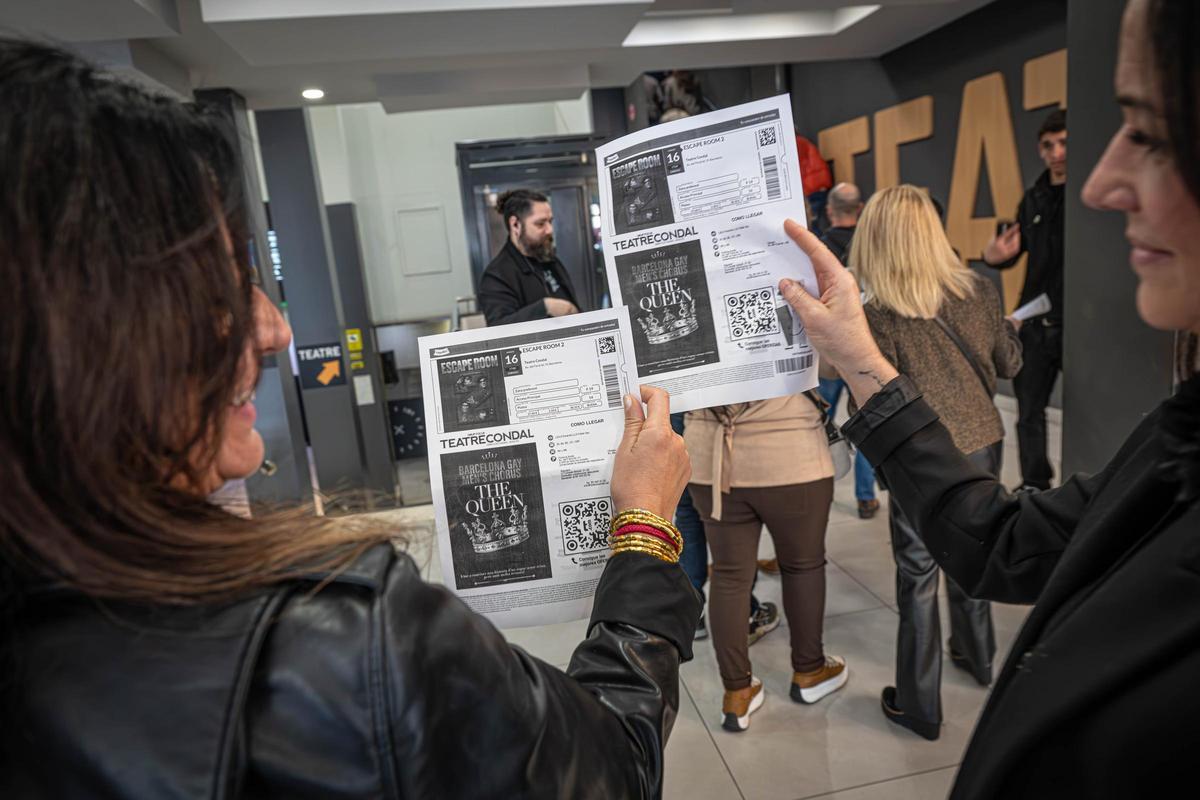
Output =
[{"x1": 0, "y1": 0, "x2": 996, "y2": 112}]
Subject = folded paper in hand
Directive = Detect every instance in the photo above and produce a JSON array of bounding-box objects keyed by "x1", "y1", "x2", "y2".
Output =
[{"x1": 1011, "y1": 293, "x2": 1052, "y2": 322}]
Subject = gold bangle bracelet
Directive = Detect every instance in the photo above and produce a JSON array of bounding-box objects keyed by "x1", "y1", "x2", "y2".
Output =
[
  {"x1": 608, "y1": 525, "x2": 683, "y2": 552},
  {"x1": 611, "y1": 507, "x2": 678, "y2": 533},
  {"x1": 610, "y1": 530, "x2": 682, "y2": 554},
  {"x1": 611, "y1": 542, "x2": 678, "y2": 564},
  {"x1": 611, "y1": 531, "x2": 679, "y2": 556},
  {"x1": 610, "y1": 533, "x2": 680, "y2": 560},
  {"x1": 610, "y1": 510, "x2": 683, "y2": 548}
]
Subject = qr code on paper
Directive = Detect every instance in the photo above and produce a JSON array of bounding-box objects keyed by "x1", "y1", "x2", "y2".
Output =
[
  {"x1": 597, "y1": 335, "x2": 616, "y2": 355},
  {"x1": 725, "y1": 287, "x2": 780, "y2": 340},
  {"x1": 757, "y1": 126, "x2": 777, "y2": 148},
  {"x1": 559, "y1": 497, "x2": 612, "y2": 554}
]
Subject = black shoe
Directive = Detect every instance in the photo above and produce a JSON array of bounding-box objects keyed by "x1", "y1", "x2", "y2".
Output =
[
  {"x1": 747, "y1": 601, "x2": 779, "y2": 646},
  {"x1": 949, "y1": 645, "x2": 991, "y2": 687},
  {"x1": 880, "y1": 686, "x2": 940, "y2": 741},
  {"x1": 695, "y1": 615, "x2": 709, "y2": 641}
]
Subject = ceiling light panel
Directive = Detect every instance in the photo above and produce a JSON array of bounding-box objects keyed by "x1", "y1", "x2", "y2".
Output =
[
  {"x1": 622, "y1": 5, "x2": 880, "y2": 47},
  {"x1": 200, "y1": 0, "x2": 653, "y2": 66},
  {"x1": 0, "y1": 0, "x2": 180, "y2": 42}
]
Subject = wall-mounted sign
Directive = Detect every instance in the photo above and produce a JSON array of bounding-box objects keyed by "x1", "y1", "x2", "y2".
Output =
[
  {"x1": 346, "y1": 328, "x2": 367, "y2": 372},
  {"x1": 297, "y1": 342, "x2": 346, "y2": 389}
]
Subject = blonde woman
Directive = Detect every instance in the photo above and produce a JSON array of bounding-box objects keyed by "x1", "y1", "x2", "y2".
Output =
[{"x1": 849, "y1": 185, "x2": 1022, "y2": 741}]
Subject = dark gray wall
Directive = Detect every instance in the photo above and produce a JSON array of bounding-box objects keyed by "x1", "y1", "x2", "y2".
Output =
[
  {"x1": 257, "y1": 108, "x2": 371, "y2": 509},
  {"x1": 327, "y1": 203, "x2": 397, "y2": 504},
  {"x1": 788, "y1": 0, "x2": 1067, "y2": 405},
  {"x1": 789, "y1": 0, "x2": 1067, "y2": 209},
  {"x1": 589, "y1": 87, "x2": 628, "y2": 140},
  {"x1": 1062, "y1": 0, "x2": 1174, "y2": 475}
]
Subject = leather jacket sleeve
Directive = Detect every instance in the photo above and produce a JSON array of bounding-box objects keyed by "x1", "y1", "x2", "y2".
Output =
[
  {"x1": 845, "y1": 376, "x2": 1114, "y2": 604},
  {"x1": 381, "y1": 550, "x2": 700, "y2": 799}
]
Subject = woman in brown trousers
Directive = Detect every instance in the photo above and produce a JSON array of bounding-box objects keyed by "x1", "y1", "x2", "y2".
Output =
[{"x1": 685, "y1": 395, "x2": 847, "y2": 732}]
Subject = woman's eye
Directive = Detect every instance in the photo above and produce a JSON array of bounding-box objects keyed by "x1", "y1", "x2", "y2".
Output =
[{"x1": 1126, "y1": 127, "x2": 1165, "y2": 153}]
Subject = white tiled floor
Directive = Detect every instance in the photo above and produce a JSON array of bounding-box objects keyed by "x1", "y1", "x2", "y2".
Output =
[{"x1": 374, "y1": 401, "x2": 1060, "y2": 799}]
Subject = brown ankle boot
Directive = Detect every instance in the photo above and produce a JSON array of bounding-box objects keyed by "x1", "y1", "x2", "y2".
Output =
[{"x1": 721, "y1": 676, "x2": 764, "y2": 733}]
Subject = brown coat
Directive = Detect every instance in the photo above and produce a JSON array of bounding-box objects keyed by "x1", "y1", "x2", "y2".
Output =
[
  {"x1": 684, "y1": 394, "x2": 832, "y2": 520},
  {"x1": 863, "y1": 273, "x2": 1023, "y2": 454}
]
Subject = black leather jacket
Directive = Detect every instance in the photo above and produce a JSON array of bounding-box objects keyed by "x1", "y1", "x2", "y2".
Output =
[
  {"x1": 847, "y1": 376, "x2": 1200, "y2": 798},
  {"x1": 3, "y1": 544, "x2": 700, "y2": 799}
]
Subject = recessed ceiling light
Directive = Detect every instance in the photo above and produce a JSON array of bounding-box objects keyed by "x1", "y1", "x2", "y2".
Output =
[{"x1": 301, "y1": 88, "x2": 325, "y2": 101}]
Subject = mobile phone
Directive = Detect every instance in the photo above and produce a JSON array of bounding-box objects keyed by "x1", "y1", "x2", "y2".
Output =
[{"x1": 996, "y1": 220, "x2": 1015, "y2": 237}]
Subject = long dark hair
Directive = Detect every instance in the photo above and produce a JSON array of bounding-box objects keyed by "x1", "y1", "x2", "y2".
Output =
[
  {"x1": 1148, "y1": 1, "x2": 1200, "y2": 381},
  {"x1": 1149, "y1": 0, "x2": 1200, "y2": 204},
  {"x1": 0, "y1": 38, "x2": 388, "y2": 608}
]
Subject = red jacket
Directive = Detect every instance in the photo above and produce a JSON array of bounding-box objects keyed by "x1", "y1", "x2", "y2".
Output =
[{"x1": 796, "y1": 135, "x2": 832, "y2": 195}]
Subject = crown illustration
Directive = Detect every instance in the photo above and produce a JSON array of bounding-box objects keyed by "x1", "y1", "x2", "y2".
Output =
[
  {"x1": 638, "y1": 297, "x2": 699, "y2": 345},
  {"x1": 461, "y1": 505, "x2": 530, "y2": 554}
]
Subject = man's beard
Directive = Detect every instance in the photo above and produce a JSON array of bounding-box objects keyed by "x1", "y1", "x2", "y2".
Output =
[{"x1": 520, "y1": 229, "x2": 556, "y2": 262}]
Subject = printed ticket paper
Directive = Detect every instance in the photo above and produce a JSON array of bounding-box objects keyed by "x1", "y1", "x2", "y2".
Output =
[
  {"x1": 419, "y1": 309, "x2": 639, "y2": 628},
  {"x1": 419, "y1": 97, "x2": 824, "y2": 626},
  {"x1": 597, "y1": 94, "x2": 820, "y2": 412}
]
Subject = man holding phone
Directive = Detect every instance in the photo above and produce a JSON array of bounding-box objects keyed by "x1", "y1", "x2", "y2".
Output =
[{"x1": 983, "y1": 109, "x2": 1067, "y2": 491}]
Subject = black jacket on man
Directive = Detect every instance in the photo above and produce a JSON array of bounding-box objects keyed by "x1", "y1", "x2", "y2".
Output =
[
  {"x1": 478, "y1": 240, "x2": 581, "y2": 326},
  {"x1": 4, "y1": 544, "x2": 700, "y2": 798},
  {"x1": 987, "y1": 169, "x2": 1065, "y2": 323},
  {"x1": 820, "y1": 225, "x2": 856, "y2": 266},
  {"x1": 847, "y1": 375, "x2": 1200, "y2": 799}
]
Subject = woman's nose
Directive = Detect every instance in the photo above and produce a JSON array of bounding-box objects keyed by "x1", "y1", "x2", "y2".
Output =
[
  {"x1": 253, "y1": 286, "x2": 292, "y2": 355},
  {"x1": 1081, "y1": 133, "x2": 1137, "y2": 213}
]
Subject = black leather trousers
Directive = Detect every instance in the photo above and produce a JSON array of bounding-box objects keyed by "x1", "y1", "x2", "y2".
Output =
[{"x1": 889, "y1": 441, "x2": 1002, "y2": 724}]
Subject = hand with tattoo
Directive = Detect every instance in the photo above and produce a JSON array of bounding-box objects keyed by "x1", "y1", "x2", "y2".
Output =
[{"x1": 778, "y1": 219, "x2": 899, "y2": 406}]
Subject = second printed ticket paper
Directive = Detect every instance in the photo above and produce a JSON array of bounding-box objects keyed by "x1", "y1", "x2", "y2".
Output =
[
  {"x1": 420, "y1": 310, "x2": 639, "y2": 628},
  {"x1": 597, "y1": 94, "x2": 820, "y2": 412}
]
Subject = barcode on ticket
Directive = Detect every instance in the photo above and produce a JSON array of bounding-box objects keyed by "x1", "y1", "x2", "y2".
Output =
[
  {"x1": 602, "y1": 363, "x2": 621, "y2": 408},
  {"x1": 775, "y1": 354, "x2": 814, "y2": 373},
  {"x1": 762, "y1": 155, "x2": 781, "y2": 200}
]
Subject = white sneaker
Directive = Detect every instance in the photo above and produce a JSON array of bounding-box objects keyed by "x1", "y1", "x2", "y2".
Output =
[
  {"x1": 721, "y1": 676, "x2": 765, "y2": 732},
  {"x1": 790, "y1": 655, "x2": 848, "y2": 704}
]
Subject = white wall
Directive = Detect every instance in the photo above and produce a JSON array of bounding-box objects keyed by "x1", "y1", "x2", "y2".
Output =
[{"x1": 300, "y1": 92, "x2": 593, "y2": 324}]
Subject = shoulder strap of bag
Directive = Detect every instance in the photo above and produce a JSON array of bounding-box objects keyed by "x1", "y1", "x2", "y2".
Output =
[
  {"x1": 802, "y1": 389, "x2": 830, "y2": 424},
  {"x1": 933, "y1": 316, "x2": 992, "y2": 399}
]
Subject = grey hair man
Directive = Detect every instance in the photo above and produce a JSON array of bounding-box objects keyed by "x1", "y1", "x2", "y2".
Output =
[{"x1": 821, "y1": 183, "x2": 863, "y2": 265}]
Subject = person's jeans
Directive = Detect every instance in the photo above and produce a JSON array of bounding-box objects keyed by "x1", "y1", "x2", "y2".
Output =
[
  {"x1": 1013, "y1": 323, "x2": 1062, "y2": 490},
  {"x1": 817, "y1": 377, "x2": 876, "y2": 501},
  {"x1": 671, "y1": 413, "x2": 759, "y2": 616},
  {"x1": 672, "y1": 413, "x2": 708, "y2": 602}
]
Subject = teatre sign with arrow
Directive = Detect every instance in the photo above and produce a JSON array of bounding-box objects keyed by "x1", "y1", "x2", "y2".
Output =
[{"x1": 296, "y1": 342, "x2": 347, "y2": 389}]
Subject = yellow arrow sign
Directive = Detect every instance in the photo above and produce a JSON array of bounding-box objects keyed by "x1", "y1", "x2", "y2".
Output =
[{"x1": 317, "y1": 359, "x2": 341, "y2": 386}]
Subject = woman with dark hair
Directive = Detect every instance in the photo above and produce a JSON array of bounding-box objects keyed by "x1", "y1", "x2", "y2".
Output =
[
  {"x1": 778, "y1": 0, "x2": 1200, "y2": 795},
  {"x1": 0, "y1": 39, "x2": 699, "y2": 798}
]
